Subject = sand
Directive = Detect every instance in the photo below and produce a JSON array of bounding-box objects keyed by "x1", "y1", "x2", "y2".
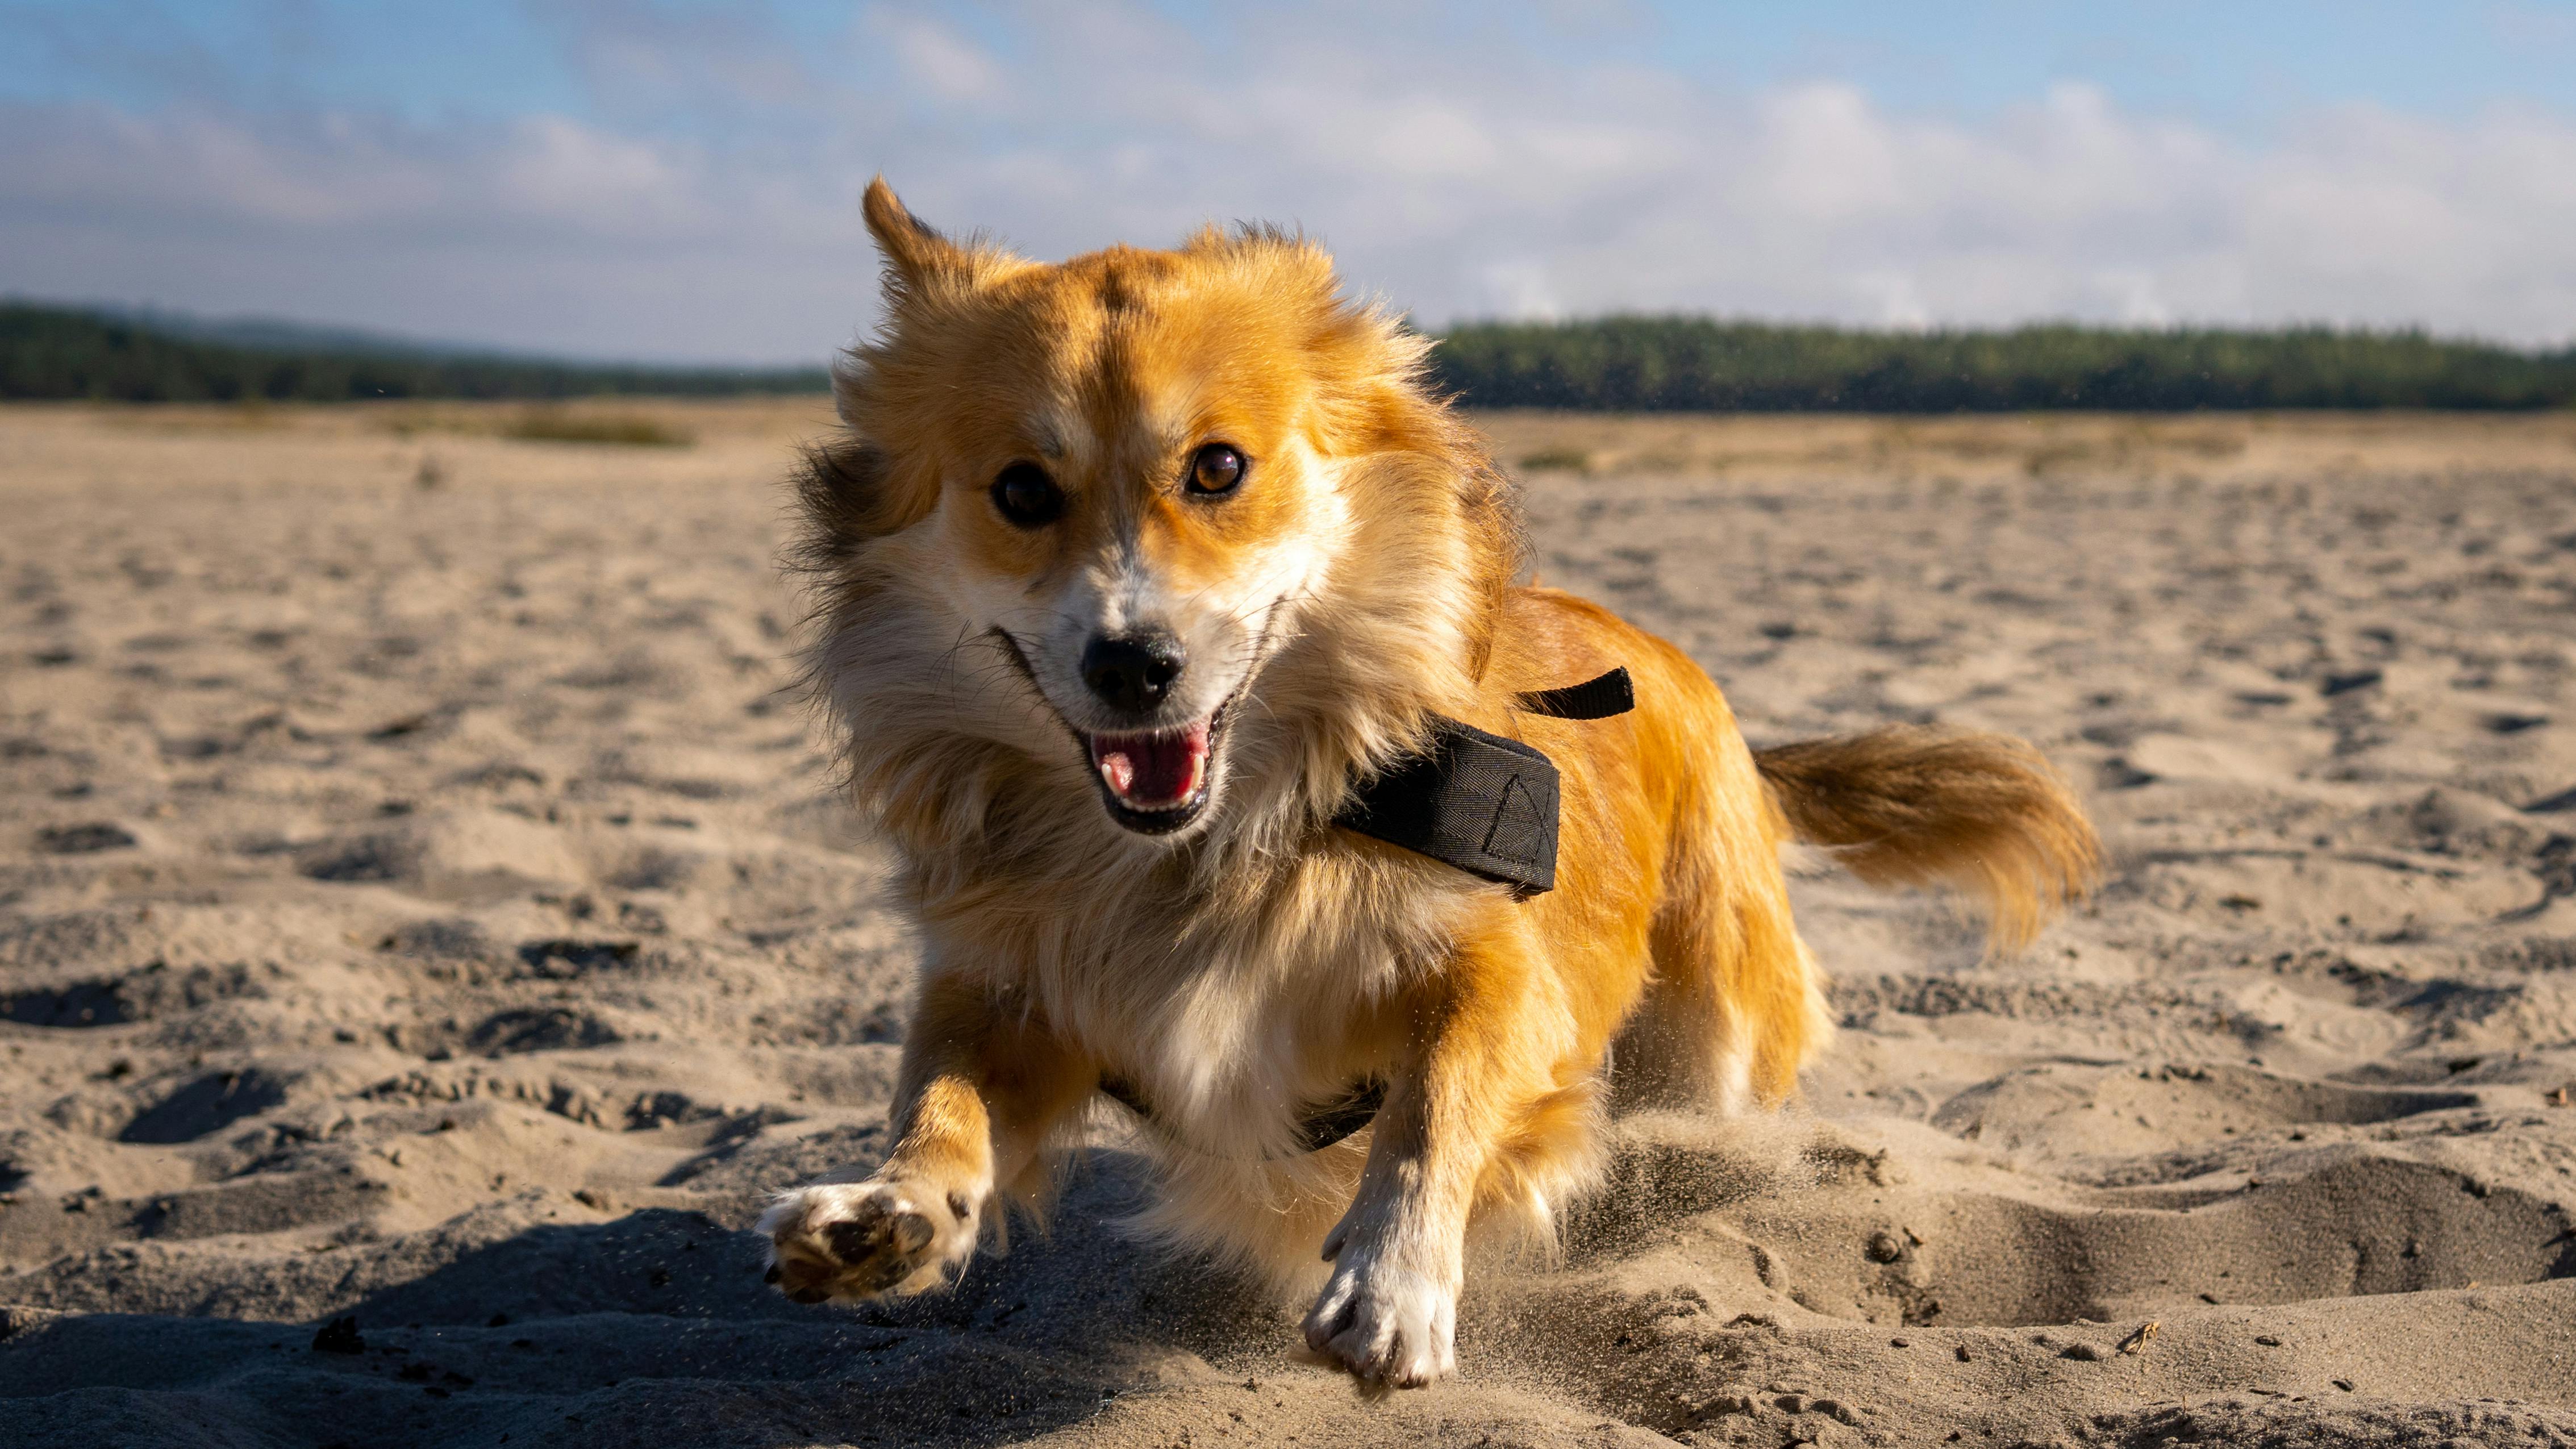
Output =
[{"x1": 3, "y1": 399, "x2": 2573, "y2": 1448}]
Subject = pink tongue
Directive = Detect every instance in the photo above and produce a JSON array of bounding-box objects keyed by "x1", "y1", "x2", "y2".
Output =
[{"x1": 1091, "y1": 722, "x2": 1209, "y2": 808}]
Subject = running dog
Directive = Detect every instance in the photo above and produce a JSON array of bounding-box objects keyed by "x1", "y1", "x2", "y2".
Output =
[{"x1": 758, "y1": 180, "x2": 2098, "y2": 1386}]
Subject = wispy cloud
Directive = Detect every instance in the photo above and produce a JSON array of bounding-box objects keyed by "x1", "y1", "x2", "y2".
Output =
[{"x1": 3, "y1": 2, "x2": 2571, "y2": 361}]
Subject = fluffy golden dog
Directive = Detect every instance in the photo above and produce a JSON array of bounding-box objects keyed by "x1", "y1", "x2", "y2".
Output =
[{"x1": 759, "y1": 180, "x2": 2098, "y2": 1386}]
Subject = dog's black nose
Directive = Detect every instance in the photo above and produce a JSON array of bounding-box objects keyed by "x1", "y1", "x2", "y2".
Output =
[{"x1": 1081, "y1": 633, "x2": 1185, "y2": 714}]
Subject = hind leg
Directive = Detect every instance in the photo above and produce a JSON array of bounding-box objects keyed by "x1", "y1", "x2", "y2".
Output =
[{"x1": 1610, "y1": 763, "x2": 1827, "y2": 1114}]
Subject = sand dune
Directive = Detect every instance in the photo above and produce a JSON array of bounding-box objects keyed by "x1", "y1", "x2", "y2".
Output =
[{"x1": 3, "y1": 401, "x2": 2573, "y2": 1447}]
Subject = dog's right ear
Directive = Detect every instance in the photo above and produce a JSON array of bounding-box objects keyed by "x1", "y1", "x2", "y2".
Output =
[{"x1": 862, "y1": 178, "x2": 974, "y2": 302}]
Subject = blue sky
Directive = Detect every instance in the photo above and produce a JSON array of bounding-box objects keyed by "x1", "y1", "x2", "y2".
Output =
[
  {"x1": 12, "y1": 3, "x2": 2572, "y2": 134},
  {"x1": 6, "y1": 1, "x2": 2573, "y2": 361}
]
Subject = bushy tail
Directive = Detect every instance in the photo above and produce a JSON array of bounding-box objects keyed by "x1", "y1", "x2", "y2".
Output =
[{"x1": 1754, "y1": 726, "x2": 2099, "y2": 955}]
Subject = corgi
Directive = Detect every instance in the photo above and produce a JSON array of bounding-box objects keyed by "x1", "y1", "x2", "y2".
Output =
[{"x1": 757, "y1": 180, "x2": 2098, "y2": 1386}]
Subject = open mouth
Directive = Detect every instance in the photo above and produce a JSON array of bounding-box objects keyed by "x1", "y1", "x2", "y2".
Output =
[
  {"x1": 982, "y1": 627, "x2": 1245, "y2": 838},
  {"x1": 1085, "y1": 709, "x2": 1223, "y2": 834}
]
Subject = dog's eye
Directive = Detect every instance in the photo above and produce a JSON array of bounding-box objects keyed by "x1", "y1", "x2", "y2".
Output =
[
  {"x1": 990, "y1": 463, "x2": 1063, "y2": 527},
  {"x1": 1185, "y1": 443, "x2": 1247, "y2": 497}
]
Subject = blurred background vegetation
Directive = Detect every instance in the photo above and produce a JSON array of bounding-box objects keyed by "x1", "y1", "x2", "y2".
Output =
[
  {"x1": 1, "y1": 303, "x2": 827, "y2": 403},
  {"x1": 1429, "y1": 317, "x2": 2576, "y2": 412},
  {"x1": 9, "y1": 300, "x2": 2574, "y2": 411}
]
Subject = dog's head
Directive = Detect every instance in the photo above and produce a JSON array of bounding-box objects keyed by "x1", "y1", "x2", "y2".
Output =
[{"x1": 797, "y1": 181, "x2": 1518, "y2": 853}]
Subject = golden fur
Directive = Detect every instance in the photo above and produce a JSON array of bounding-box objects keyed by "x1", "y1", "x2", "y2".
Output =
[{"x1": 757, "y1": 180, "x2": 2100, "y2": 1386}]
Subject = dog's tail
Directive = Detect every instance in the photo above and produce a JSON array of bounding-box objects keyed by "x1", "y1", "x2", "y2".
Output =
[{"x1": 1754, "y1": 726, "x2": 2099, "y2": 955}]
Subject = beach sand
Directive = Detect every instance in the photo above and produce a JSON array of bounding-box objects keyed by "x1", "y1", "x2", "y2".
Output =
[{"x1": 3, "y1": 400, "x2": 2573, "y2": 1446}]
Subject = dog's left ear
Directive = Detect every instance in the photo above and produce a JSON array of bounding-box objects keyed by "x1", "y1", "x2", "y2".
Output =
[{"x1": 862, "y1": 177, "x2": 977, "y2": 302}]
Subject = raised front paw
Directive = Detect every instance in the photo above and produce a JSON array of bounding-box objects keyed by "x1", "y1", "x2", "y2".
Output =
[
  {"x1": 1300, "y1": 1251, "x2": 1458, "y2": 1388},
  {"x1": 757, "y1": 1180, "x2": 978, "y2": 1304}
]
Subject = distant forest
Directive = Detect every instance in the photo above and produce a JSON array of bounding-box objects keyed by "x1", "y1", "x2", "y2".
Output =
[
  {"x1": 1429, "y1": 318, "x2": 2576, "y2": 412},
  {"x1": 8, "y1": 299, "x2": 2575, "y2": 411},
  {"x1": 0, "y1": 303, "x2": 829, "y2": 402}
]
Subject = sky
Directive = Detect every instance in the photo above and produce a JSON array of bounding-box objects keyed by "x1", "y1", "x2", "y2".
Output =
[{"x1": 4, "y1": 1, "x2": 2574, "y2": 364}]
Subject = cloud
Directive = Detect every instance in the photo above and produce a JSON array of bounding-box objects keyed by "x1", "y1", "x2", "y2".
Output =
[
  {"x1": 866, "y1": 11, "x2": 1004, "y2": 104},
  {"x1": 3, "y1": 2, "x2": 2572, "y2": 361}
]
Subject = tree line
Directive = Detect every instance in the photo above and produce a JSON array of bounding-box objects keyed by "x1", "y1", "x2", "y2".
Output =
[
  {"x1": 10, "y1": 299, "x2": 2574, "y2": 411},
  {"x1": 1427, "y1": 317, "x2": 2576, "y2": 412},
  {"x1": 1, "y1": 303, "x2": 828, "y2": 402}
]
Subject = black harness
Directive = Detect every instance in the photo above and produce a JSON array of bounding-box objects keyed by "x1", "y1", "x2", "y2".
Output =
[
  {"x1": 1098, "y1": 1073, "x2": 1388, "y2": 1158},
  {"x1": 1332, "y1": 667, "x2": 1635, "y2": 897},
  {"x1": 1097, "y1": 668, "x2": 1636, "y2": 1156}
]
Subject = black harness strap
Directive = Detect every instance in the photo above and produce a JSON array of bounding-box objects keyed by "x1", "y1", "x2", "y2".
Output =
[
  {"x1": 1331, "y1": 667, "x2": 1635, "y2": 897},
  {"x1": 1516, "y1": 666, "x2": 1636, "y2": 722},
  {"x1": 1099, "y1": 1073, "x2": 1386, "y2": 1157},
  {"x1": 1097, "y1": 1073, "x2": 1152, "y2": 1122},
  {"x1": 1290, "y1": 1078, "x2": 1387, "y2": 1154}
]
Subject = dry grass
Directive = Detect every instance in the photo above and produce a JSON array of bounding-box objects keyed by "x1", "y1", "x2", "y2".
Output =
[
  {"x1": 1516, "y1": 445, "x2": 1595, "y2": 473},
  {"x1": 497, "y1": 407, "x2": 696, "y2": 448},
  {"x1": 368, "y1": 402, "x2": 710, "y2": 448}
]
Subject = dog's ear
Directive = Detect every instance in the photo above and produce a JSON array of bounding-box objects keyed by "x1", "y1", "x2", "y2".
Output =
[{"x1": 862, "y1": 177, "x2": 974, "y2": 301}]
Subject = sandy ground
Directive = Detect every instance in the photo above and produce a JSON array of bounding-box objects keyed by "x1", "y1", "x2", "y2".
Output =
[{"x1": 3, "y1": 399, "x2": 2574, "y2": 1448}]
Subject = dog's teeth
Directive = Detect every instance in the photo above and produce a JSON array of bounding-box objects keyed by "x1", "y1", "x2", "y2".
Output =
[{"x1": 1097, "y1": 751, "x2": 1136, "y2": 797}]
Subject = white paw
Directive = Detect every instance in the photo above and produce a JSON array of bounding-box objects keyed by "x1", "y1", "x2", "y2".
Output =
[
  {"x1": 1300, "y1": 1248, "x2": 1458, "y2": 1388},
  {"x1": 757, "y1": 1180, "x2": 979, "y2": 1304}
]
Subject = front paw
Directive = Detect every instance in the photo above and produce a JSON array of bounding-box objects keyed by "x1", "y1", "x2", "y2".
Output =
[
  {"x1": 757, "y1": 1180, "x2": 978, "y2": 1304},
  {"x1": 1301, "y1": 1250, "x2": 1457, "y2": 1388}
]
